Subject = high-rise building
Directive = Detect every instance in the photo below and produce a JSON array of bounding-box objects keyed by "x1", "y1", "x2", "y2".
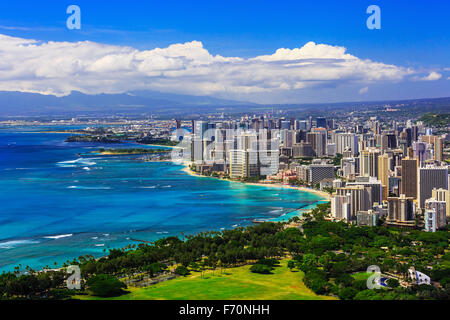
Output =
[
  {"x1": 336, "y1": 133, "x2": 359, "y2": 156},
  {"x1": 229, "y1": 150, "x2": 259, "y2": 178},
  {"x1": 335, "y1": 185, "x2": 371, "y2": 220},
  {"x1": 326, "y1": 143, "x2": 336, "y2": 156},
  {"x1": 425, "y1": 198, "x2": 447, "y2": 230},
  {"x1": 331, "y1": 193, "x2": 352, "y2": 221},
  {"x1": 420, "y1": 135, "x2": 443, "y2": 162},
  {"x1": 292, "y1": 142, "x2": 314, "y2": 157},
  {"x1": 400, "y1": 158, "x2": 418, "y2": 199},
  {"x1": 378, "y1": 153, "x2": 390, "y2": 201},
  {"x1": 307, "y1": 129, "x2": 327, "y2": 157},
  {"x1": 359, "y1": 148, "x2": 381, "y2": 178},
  {"x1": 387, "y1": 194, "x2": 415, "y2": 223},
  {"x1": 357, "y1": 210, "x2": 379, "y2": 227},
  {"x1": 418, "y1": 165, "x2": 449, "y2": 208},
  {"x1": 308, "y1": 163, "x2": 335, "y2": 184},
  {"x1": 341, "y1": 157, "x2": 358, "y2": 180},
  {"x1": 424, "y1": 209, "x2": 437, "y2": 232},
  {"x1": 432, "y1": 188, "x2": 450, "y2": 217},
  {"x1": 435, "y1": 137, "x2": 444, "y2": 162},
  {"x1": 347, "y1": 176, "x2": 383, "y2": 206},
  {"x1": 412, "y1": 141, "x2": 427, "y2": 165},
  {"x1": 316, "y1": 117, "x2": 327, "y2": 129}
]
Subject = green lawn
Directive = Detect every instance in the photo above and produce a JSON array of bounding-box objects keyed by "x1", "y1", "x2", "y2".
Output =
[
  {"x1": 76, "y1": 260, "x2": 336, "y2": 300},
  {"x1": 352, "y1": 272, "x2": 372, "y2": 281}
]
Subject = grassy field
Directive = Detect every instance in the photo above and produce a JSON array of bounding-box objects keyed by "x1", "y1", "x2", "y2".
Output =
[
  {"x1": 76, "y1": 260, "x2": 336, "y2": 300},
  {"x1": 351, "y1": 272, "x2": 372, "y2": 281}
]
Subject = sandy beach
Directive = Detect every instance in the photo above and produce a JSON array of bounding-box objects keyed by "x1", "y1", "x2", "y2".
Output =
[{"x1": 178, "y1": 162, "x2": 331, "y2": 200}]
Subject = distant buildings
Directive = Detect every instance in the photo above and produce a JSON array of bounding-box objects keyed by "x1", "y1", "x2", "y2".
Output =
[
  {"x1": 424, "y1": 209, "x2": 437, "y2": 232},
  {"x1": 387, "y1": 194, "x2": 415, "y2": 226},
  {"x1": 229, "y1": 149, "x2": 259, "y2": 178},
  {"x1": 378, "y1": 153, "x2": 390, "y2": 201},
  {"x1": 425, "y1": 198, "x2": 447, "y2": 230},
  {"x1": 347, "y1": 177, "x2": 383, "y2": 207},
  {"x1": 335, "y1": 133, "x2": 359, "y2": 156},
  {"x1": 418, "y1": 165, "x2": 448, "y2": 208},
  {"x1": 308, "y1": 162, "x2": 335, "y2": 185},
  {"x1": 183, "y1": 113, "x2": 448, "y2": 233},
  {"x1": 331, "y1": 193, "x2": 352, "y2": 221},
  {"x1": 359, "y1": 148, "x2": 380, "y2": 178},
  {"x1": 432, "y1": 188, "x2": 450, "y2": 217},
  {"x1": 333, "y1": 185, "x2": 371, "y2": 221},
  {"x1": 401, "y1": 158, "x2": 418, "y2": 199},
  {"x1": 357, "y1": 210, "x2": 379, "y2": 227}
]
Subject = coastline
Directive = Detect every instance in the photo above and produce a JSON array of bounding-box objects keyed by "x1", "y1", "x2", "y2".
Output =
[
  {"x1": 179, "y1": 162, "x2": 330, "y2": 200},
  {"x1": 178, "y1": 162, "x2": 330, "y2": 222}
]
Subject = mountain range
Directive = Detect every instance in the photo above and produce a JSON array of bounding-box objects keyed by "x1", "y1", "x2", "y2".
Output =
[{"x1": 0, "y1": 90, "x2": 255, "y2": 116}]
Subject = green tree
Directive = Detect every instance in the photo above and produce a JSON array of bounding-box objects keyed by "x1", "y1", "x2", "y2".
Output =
[
  {"x1": 250, "y1": 264, "x2": 272, "y2": 274},
  {"x1": 85, "y1": 274, "x2": 127, "y2": 297}
]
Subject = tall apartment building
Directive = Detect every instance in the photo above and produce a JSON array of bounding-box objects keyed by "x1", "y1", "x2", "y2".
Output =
[
  {"x1": 432, "y1": 188, "x2": 450, "y2": 216},
  {"x1": 425, "y1": 209, "x2": 437, "y2": 233},
  {"x1": 435, "y1": 137, "x2": 444, "y2": 162},
  {"x1": 307, "y1": 129, "x2": 327, "y2": 157},
  {"x1": 387, "y1": 194, "x2": 415, "y2": 223},
  {"x1": 401, "y1": 158, "x2": 418, "y2": 199},
  {"x1": 421, "y1": 135, "x2": 444, "y2": 162},
  {"x1": 418, "y1": 165, "x2": 449, "y2": 208},
  {"x1": 296, "y1": 165, "x2": 309, "y2": 182},
  {"x1": 346, "y1": 176, "x2": 383, "y2": 206},
  {"x1": 341, "y1": 157, "x2": 358, "y2": 180},
  {"x1": 359, "y1": 148, "x2": 380, "y2": 178},
  {"x1": 334, "y1": 185, "x2": 371, "y2": 220},
  {"x1": 357, "y1": 210, "x2": 379, "y2": 227},
  {"x1": 292, "y1": 142, "x2": 314, "y2": 157},
  {"x1": 331, "y1": 193, "x2": 352, "y2": 221},
  {"x1": 308, "y1": 163, "x2": 335, "y2": 184},
  {"x1": 229, "y1": 149, "x2": 259, "y2": 178},
  {"x1": 378, "y1": 153, "x2": 390, "y2": 201},
  {"x1": 335, "y1": 133, "x2": 359, "y2": 156},
  {"x1": 425, "y1": 198, "x2": 447, "y2": 230}
]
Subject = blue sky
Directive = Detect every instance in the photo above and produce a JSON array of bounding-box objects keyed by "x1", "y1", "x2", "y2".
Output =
[{"x1": 0, "y1": 0, "x2": 449, "y2": 103}]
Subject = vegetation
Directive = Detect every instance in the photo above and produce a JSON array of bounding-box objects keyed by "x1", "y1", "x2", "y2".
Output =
[
  {"x1": 97, "y1": 148, "x2": 170, "y2": 155},
  {"x1": 419, "y1": 113, "x2": 450, "y2": 128},
  {"x1": 77, "y1": 260, "x2": 334, "y2": 300},
  {"x1": 250, "y1": 264, "x2": 273, "y2": 274},
  {"x1": 136, "y1": 137, "x2": 179, "y2": 146},
  {"x1": 65, "y1": 135, "x2": 121, "y2": 143},
  {"x1": 1, "y1": 203, "x2": 449, "y2": 300},
  {"x1": 174, "y1": 266, "x2": 190, "y2": 277},
  {"x1": 331, "y1": 153, "x2": 343, "y2": 166},
  {"x1": 85, "y1": 274, "x2": 127, "y2": 297}
]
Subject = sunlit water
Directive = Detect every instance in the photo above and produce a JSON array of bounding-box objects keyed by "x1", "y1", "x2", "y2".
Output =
[{"x1": 0, "y1": 125, "x2": 325, "y2": 272}]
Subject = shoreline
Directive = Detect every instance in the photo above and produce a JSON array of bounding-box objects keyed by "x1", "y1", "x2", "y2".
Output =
[
  {"x1": 178, "y1": 162, "x2": 330, "y2": 222},
  {"x1": 179, "y1": 162, "x2": 330, "y2": 200}
]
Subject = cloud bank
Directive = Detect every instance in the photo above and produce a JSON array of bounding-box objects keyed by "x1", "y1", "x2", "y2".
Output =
[{"x1": 0, "y1": 34, "x2": 441, "y2": 102}]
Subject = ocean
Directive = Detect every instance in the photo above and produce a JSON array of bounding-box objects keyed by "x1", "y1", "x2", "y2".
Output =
[{"x1": 0, "y1": 125, "x2": 325, "y2": 272}]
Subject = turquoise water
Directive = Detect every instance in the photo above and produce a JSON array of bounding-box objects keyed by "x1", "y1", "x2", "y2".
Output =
[{"x1": 0, "y1": 125, "x2": 325, "y2": 272}]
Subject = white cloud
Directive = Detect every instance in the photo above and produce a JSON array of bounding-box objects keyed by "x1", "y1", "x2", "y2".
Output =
[
  {"x1": 0, "y1": 34, "x2": 426, "y2": 101},
  {"x1": 359, "y1": 87, "x2": 369, "y2": 94},
  {"x1": 414, "y1": 71, "x2": 442, "y2": 81}
]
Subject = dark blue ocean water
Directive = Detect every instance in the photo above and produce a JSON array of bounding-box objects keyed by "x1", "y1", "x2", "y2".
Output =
[{"x1": 0, "y1": 125, "x2": 324, "y2": 272}]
